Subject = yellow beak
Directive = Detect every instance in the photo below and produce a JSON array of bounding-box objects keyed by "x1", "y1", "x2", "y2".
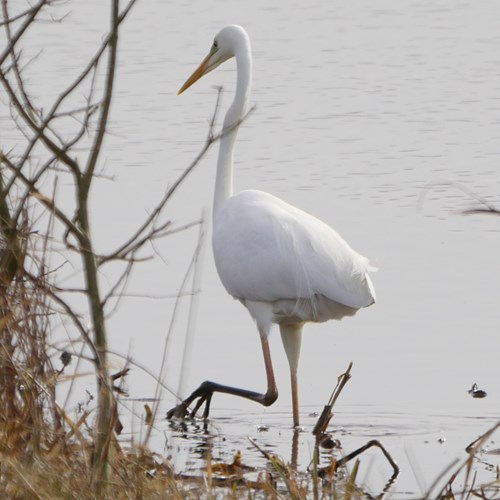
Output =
[{"x1": 178, "y1": 52, "x2": 212, "y2": 95}]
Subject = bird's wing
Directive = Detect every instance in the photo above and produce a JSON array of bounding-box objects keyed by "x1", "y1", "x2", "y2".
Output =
[{"x1": 212, "y1": 190, "x2": 375, "y2": 309}]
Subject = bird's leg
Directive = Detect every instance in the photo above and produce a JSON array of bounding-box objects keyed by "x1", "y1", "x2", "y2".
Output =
[
  {"x1": 260, "y1": 334, "x2": 279, "y2": 404},
  {"x1": 167, "y1": 333, "x2": 278, "y2": 420},
  {"x1": 280, "y1": 323, "x2": 303, "y2": 428}
]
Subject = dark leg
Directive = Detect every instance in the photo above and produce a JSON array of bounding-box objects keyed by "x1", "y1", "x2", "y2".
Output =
[{"x1": 167, "y1": 335, "x2": 278, "y2": 420}]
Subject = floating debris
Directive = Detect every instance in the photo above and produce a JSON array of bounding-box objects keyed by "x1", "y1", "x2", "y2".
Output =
[
  {"x1": 210, "y1": 450, "x2": 255, "y2": 477},
  {"x1": 438, "y1": 437, "x2": 446, "y2": 444},
  {"x1": 256, "y1": 424, "x2": 269, "y2": 432},
  {"x1": 468, "y1": 383, "x2": 487, "y2": 399}
]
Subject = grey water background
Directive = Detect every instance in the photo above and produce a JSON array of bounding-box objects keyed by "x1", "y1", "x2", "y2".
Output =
[{"x1": 3, "y1": 0, "x2": 500, "y2": 496}]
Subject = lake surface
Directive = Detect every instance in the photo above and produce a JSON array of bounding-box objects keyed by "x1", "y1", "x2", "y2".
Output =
[{"x1": 2, "y1": 0, "x2": 500, "y2": 496}]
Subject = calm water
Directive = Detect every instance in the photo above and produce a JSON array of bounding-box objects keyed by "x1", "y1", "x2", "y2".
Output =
[{"x1": 2, "y1": 1, "x2": 500, "y2": 496}]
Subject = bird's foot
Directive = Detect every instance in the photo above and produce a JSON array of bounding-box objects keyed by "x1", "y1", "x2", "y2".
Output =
[{"x1": 167, "y1": 382, "x2": 214, "y2": 420}]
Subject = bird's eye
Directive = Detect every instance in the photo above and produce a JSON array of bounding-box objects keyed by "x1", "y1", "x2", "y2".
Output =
[{"x1": 213, "y1": 40, "x2": 218, "y2": 49}]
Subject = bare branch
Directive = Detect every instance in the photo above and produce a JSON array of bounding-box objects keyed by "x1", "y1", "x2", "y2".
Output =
[
  {"x1": 0, "y1": 71, "x2": 81, "y2": 175},
  {"x1": 0, "y1": 2, "x2": 44, "y2": 27},
  {"x1": 98, "y1": 91, "x2": 254, "y2": 267},
  {"x1": 42, "y1": 0, "x2": 138, "y2": 132},
  {"x1": 0, "y1": 152, "x2": 83, "y2": 243},
  {"x1": 2, "y1": 1, "x2": 38, "y2": 118},
  {"x1": 101, "y1": 258, "x2": 134, "y2": 312},
  {"x1": 82, "y1": 0, "x2": 119, "y2": 196},
  {"x1": 23, "y1": 269, "x2": 99, "y2": 363},
  {"x1": 0, "y1": 0, "x2": 46, "y2": 67}
]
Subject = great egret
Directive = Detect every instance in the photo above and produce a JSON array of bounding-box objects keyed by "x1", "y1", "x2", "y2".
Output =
[{"x1": 167, "y1": 25, "x2": 376, "y2": 427}]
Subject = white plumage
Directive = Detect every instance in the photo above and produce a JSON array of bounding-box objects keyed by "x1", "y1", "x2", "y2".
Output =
[
  {"x1": 213, "y1": 189, "x2": 375, "y2": 328},
  {"x1": 169, "y1": 25, "x2": 375, "y2": 427}
]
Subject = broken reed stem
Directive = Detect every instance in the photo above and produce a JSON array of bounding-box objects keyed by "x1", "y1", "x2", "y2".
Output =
[
  {"x1": 336, "y1": 439, "x2": 399, "y2": 478},
  {"x1": 313, "y1": 361, "x2": 353, "y2": 438}
]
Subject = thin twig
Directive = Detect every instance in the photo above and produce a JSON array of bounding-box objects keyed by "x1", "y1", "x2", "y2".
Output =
[
  {"x1": 0, "y1": 153, "x2": 83, "y2": 242},
  {"x1": 418, "y1": 180, "x2": 499, "y2": 216},
  {"x1": 82, "y1": 0, "x2": 119, "y2": 197},
  {"x1": 142, "y1": 219, "x2": 205, "y2": 446},
  {"x1": 0, "y1": 0, "x2": 46, "y2": 67}
]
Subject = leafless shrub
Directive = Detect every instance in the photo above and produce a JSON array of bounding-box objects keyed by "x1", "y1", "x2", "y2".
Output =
[{"x1": 0, "y1": 0, "x2": 221, "y2": 492}]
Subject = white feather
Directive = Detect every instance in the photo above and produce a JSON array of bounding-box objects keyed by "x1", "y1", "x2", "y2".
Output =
[{"x1": 213, "y1": 190, "x2": 375, "y2": 323}]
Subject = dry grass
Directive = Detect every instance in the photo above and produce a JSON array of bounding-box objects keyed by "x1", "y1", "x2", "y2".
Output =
[
  {"x1": 0, "y1": 447, "x2": 181, "y2": 499},
  {"x1": 0, "y1": 259, "x2": 498, "y2": 498}
]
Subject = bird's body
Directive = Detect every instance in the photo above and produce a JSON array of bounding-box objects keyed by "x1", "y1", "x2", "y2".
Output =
[
  {"x1": 214, "y1": 189, "x2": 375, "y2": 329},
  {"x1": 168, "y1": 25, "x2": 375, "y2": 427}
]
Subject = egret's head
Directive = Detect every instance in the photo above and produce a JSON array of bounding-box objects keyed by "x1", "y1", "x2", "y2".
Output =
[{"x1": 178, "y1": 25, "x2": 249, "y2": 95}]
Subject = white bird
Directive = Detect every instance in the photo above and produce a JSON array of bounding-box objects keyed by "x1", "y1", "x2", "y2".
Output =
[{"x1": 167, "y1": 25, "x2": 376, "y2": 427}]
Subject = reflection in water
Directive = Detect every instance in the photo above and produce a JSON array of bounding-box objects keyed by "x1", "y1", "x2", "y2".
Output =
[
  {"x1": 164, "y1": 406, "x2": 500, "y2": 497},
  {"x1": 168, "y1": 415, "x2": 402, "y2": 497},
  {"x1": 291, "y1": 427, "x2": 299, "y2": 467}
]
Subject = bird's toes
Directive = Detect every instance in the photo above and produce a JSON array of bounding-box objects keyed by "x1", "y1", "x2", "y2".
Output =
[{"x1": 166, "y1": 402, "x2": 189, "y2": 420}]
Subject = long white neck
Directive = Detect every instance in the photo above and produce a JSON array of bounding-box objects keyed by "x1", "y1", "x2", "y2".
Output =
[{"x1": 212, "y1": 43, "x2": 252, "y2": 221}]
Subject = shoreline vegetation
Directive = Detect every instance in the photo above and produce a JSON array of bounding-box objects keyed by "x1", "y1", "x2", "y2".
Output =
[{"x1": 1, "y1": 1, "x2": 499, "y2": 498}]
